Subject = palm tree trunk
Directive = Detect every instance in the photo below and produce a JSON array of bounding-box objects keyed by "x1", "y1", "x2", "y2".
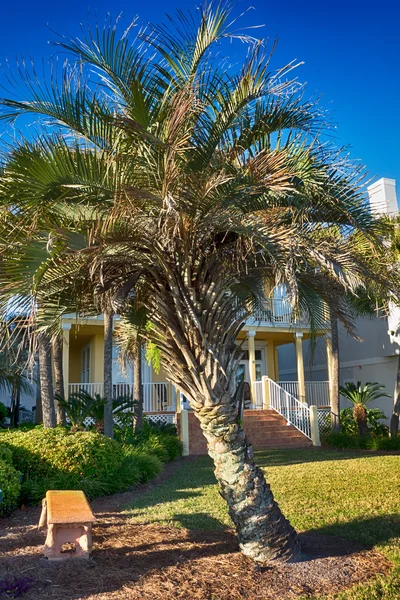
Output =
[
  {"x1": 198, "y1": 398, "x2": 300, "y2": 562},
  {"x1": 132, "y1": 336, "x2": 143, "y2": 431},
  {"x1": 53, "y1": 335, "x2": 66, "y2": 426},
  {"x1": 330, "y1": 312, "x2": 340, "y2": 432},
  {"x1": 10, "y1": 381, "x2": 19, "y2": 428},
  {"x1": 103, "y1": 311, "x2": 114, "y2": 438},
  {"x1": 38, "y1": 334, "x2": 56, "y2": 428},
  {"x1": 390, "y1": 353, "x2": 400, "y2": 437},
  {"x1": 34, "y1": 354, "x2": 42, "y2": 424},
  {"x1": 353, "y1": 404, "x2": 368, "y2": 436}
]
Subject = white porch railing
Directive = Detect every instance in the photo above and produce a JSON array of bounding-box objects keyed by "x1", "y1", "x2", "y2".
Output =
[
  {"x1": 68, "y1": 382, "x2": 177, "y2": 413},
  {"x1": 267, "y1": 378, "x2": 312, "y2": 439},
  {"x1": 252, "y1": 381, "x2": 264, "y2": 409},
  {"x1": 143, "y1": 382, "x2": 176, "y2": 412},
  {"x1": 68, "y1": 383, "x2": 105, "y2": 397},
  {"x1": 277, "y1": 381, "x2": 330, "y2": 407}
]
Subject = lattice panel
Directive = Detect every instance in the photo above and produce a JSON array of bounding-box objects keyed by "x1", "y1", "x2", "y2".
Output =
[
  {"x1": 19, "y1": 410, "x2": 35, "y2": 423},
  {"x1": 317, "y1": 408, "x2": 331, "y2": 435},
  {"x1": 147, "y1": 414, "x2": 177, "y2": 425}
]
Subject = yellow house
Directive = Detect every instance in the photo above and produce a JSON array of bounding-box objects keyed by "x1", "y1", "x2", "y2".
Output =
[{"x1": 60, "y1": 295, "x2": 331, "y2": 418}]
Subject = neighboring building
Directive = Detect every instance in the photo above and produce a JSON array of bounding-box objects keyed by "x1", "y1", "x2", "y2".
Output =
[{"x1": 278, "y1": 178, "x2": 399, "y2": 421}]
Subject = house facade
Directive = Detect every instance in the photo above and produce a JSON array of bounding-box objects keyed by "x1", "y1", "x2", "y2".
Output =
[{"x1": 278, "y1": 178, "x2": 399, "y2": 422}]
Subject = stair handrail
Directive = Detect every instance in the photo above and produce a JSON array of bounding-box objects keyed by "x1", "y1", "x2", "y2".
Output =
[{"x1": 265, "y1": 377, "x2": 312, "y2": 440}]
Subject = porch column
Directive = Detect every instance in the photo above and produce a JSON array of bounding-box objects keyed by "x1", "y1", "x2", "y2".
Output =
[
  {"x1": 247, "y1": 330, "x2": 257, "y2": 401},
  {"x1": 294, "y1": 332, "x2": 306, "y2": 402},
  {"x1": 266, "y1": 342, "x2": 276, "y2": 381},
  {"x1": 274, "y1": 346, "x2": 280, "y2": 381},
  {"x1": 326, "y1": 333, "x2": 333, "y2": 405},
  {"x1": 61, "y1": 323, "x2": 71, "y2": 399}
]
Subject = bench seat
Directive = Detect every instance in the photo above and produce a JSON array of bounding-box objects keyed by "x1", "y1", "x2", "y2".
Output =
[{"x1": 39, "y1": 490, "x2": 95, "y2": 561}]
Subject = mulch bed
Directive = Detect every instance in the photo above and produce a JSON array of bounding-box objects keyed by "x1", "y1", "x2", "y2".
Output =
[{"x1": 0, "y1": 461, "x2": 392, "y2": 599}]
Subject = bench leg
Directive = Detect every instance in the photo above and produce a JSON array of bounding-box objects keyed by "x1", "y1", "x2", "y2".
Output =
[
  {"x1": 44, "y1": 523, "x2": 92, "y2": 560},
  {"x1": 38, "y1": 499, "x2": 47, "y2": 529}
]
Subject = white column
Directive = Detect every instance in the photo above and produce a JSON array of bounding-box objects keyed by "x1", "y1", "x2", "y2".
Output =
[
  {"x1": 310, "y1": 405, "x2": 321, "y2": 446},
  {"x1": 180, "y1": 409, "x2": 189, "y2": 456},
  {"x1": 294, "y1": 332, "x2": 306, "y2": 402},
  {"x1": 61, "y1": 323, "x2": 71, "y2": 399},
  {"x1": 247, "y1": 330, "x2": 257, "y2": 405},
  {"x1": 325, "y1": 333, "x2": 333, "y2": 406}
]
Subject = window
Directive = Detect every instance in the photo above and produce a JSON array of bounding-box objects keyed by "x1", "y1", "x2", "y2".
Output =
[
  {"x1": 241, "y1": 350, "x2": 262, "y2": 361},
  {"x1": 81, "y1": 345, "x2": 91, "y2": 383}
]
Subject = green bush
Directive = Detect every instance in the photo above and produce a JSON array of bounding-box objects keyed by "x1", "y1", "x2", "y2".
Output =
[
  {"x1": 116, "y1": 419, "x2": 182, "y2": 462},
  {"x1": 368, "y1": 436, "x2": 400, "y2": 451},
  {"x1": 0, "y1": 459, "x2": 21, "y2": 516},
  {"x1": 0, "y1": 401, "x2": 7, "y2": 424},
  {"x1": 0, "y1": 427, "x2": 143, "y2": 503},
  {"x1": 123, "y1": 447, "x2": 163, "y2": 482},
  {"x1": 0, "y1": 444, "x2": 13, "y2": 463},
  {"x1": 340, "y1": 407, "x2": 388, "y2": 436},
  {"x1": 323, "y1": 431, "x2": 363, "y2": 449}
]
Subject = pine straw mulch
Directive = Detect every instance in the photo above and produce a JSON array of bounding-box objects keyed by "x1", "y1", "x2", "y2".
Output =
[{"x1": 0, "y1": 462, "x2": 392, "y2": 600}]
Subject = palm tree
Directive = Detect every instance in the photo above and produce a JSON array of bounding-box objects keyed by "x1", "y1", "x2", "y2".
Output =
[
  {"x1": 0, "y1": 5, "x2": 398, "y2": 562},
  {"x1": 339, "y1": 381, "x2": 390, "y2": 436},
  {"x1": 53, "y1": 334, "x2": 66, "y2": 425},
  {"x1": 38, "y1": 332, "x2": 56, "y2": 428},
  {"x1": 103, "y1": 310, "x2": 114, "y2": 438},
  {"x1": 328, "y1": 309, "x2": 340, "y2": 432},
  {"x1": 115, "y1": 309, "x2": 148, "y2": 431}
]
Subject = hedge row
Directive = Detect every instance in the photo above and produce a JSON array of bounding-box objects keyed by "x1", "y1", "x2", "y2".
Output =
[{"x1": 0, "y1": 424, "x2": 182, "y2": 514}]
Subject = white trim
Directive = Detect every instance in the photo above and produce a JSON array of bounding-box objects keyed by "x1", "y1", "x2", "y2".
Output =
[{"x1": 279, "y1": 354, "x2": 397, "y2": 376}]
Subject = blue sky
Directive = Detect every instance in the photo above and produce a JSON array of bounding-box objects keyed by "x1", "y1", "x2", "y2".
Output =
[{"x1": 1, "y1": 0, "x2": 399, "y2": 188}]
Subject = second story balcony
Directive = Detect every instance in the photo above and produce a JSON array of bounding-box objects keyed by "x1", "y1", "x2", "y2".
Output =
[{"x1": 245, "y1": 297, "x2": 323, "y2": 328}]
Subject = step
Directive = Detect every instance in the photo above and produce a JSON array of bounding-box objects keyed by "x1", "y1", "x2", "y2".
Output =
[
  {"x1": 253, "y1": 442, "x2": 312, "y2": 450},
  {"x1": 252, "y1": 437, "x2": 312, "y2": 446},
  {"x1": 247, "y1": 431, "x2": 308, "y2": 441},
  {"x1": 244, "y1": 423, "x2": 299, "y2": 430}
]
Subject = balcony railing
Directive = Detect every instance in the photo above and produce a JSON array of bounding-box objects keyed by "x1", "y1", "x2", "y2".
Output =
[{"x1": 246, "y1": 298, "x2": 306, "y2": 326}]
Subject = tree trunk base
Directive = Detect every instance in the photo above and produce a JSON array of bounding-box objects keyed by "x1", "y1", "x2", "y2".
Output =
[
  {"x1": 390, "y1": 413, "x2": 399, "y2": 438},
  {"x1": 198, "y1": 404, "x2": 300, "y2": 563}
]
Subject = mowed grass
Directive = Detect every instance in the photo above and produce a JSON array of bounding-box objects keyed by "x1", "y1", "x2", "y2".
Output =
[{"x1": 125, "y1": 449, "x2": 400, "y2": 599}]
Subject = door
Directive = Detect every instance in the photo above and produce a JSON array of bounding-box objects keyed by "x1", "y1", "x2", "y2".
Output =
[{"x1": 236, "y1": 348, "x2": 266, "y2": 383}]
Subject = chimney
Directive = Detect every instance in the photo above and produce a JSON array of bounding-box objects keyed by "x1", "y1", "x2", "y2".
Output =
[{"x1": 367, "y1": 178, "x2": 398, "y2": 217}]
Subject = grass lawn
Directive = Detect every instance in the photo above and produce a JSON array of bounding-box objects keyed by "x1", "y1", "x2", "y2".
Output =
[{"x1": 125, "y1": 449, "x2": 400, "y2": 599}]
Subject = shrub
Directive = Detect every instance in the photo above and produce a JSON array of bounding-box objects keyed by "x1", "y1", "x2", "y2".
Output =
[
  {"x1": 323, "y1": 431, "x2": 363, "y2": 449},
  {"x1": 0, "y1": 459, "x2": 21, "y2": 516},
  {"x1": 123, "y1": 447, "x2": 163, "y2": 482},
  {"x1": 340, "y1": 407, "x2": 388, "y2": 436},
  {"x1": 368, "y1": 436, "x2": 400, "y2": 451},
  {"x1": 0, "y1": 402, "x2": 7, "y2": 424},
  {"x1": 117, "y1": 419, "x2": 183, "y2": 462},
  {"x1": 0, "y1": 427, "x2": 141, "y2": 503},
  {"x1": 0, "y1": 444, "x2": 13, "y2": 463}
]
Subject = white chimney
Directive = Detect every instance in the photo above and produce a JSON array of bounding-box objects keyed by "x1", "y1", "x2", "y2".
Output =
[{"x1": 367, "y1": 178, "x2": 398, "y2": 217}]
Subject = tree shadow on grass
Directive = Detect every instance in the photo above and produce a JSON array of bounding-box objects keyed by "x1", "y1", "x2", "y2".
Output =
[{"x1": 0, "y1": 513, "x2": 397, "y2": 600}]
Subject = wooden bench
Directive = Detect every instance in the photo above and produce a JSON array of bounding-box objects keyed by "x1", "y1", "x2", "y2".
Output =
[{"x1": 38, "y1": 490, "x2": 96, "y2": 560}]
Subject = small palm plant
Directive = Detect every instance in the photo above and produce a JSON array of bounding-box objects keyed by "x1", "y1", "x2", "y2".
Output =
[
  {"x1": 56, "y1": 391, "x2": 134, "y2": 432},
  {"x1": 339, "y1": 382, "x2": 390, "y2": 436},
  {"x1": 55, "y1": 393, "x2": 95, "y2": 430}
]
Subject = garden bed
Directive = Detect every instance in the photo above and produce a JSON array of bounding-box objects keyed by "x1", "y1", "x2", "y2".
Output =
[{"x1": 0, "y1": 453, "x2": 397, "y2": 600}]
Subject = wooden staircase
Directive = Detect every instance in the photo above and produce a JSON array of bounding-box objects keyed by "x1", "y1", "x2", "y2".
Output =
[{"x1": 243, "y1": 409, "x2": 312, "y2": 450}]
